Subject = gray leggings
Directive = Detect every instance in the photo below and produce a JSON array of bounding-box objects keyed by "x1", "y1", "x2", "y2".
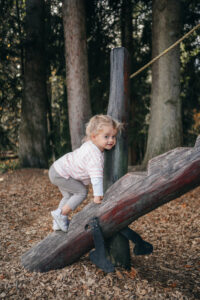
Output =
[{"x1": 49, "y1": 165, "x2": 88, "y2": 211}]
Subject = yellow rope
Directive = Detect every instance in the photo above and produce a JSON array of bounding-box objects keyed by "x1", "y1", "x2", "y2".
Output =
[{"x1": 130, "y1": 23, "x2": 200, "y2": 79}]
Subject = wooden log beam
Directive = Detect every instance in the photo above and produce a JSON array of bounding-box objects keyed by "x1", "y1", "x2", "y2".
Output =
[{"x1": 21, "y1": 136, "x2": 200, "y2": 272}]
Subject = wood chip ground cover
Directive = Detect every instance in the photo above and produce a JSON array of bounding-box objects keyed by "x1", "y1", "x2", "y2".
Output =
[{"x1": 0, "y1": 169, "x2": 199, "y2": 299}]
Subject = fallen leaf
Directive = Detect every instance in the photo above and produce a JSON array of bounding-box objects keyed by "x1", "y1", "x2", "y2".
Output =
[
  {"x1": 170, "y1": 282, "x2": 177, "y2": 288},
  {"x1": 124, "y1": 267, "x2": 137, "y2": 279},
  {"x1": 116, "y1": 270, "x2": 124, "y2": 280},
  {"x1": 0, "y1": 168, "x2": 199, "y2": 299}
]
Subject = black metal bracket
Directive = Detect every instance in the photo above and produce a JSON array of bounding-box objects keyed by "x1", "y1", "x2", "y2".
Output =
[
  {"x1": 88, "y1": 217, "x2": 115, "y2": 273},
  {"x1": 88, "y1": 217, "x2": 153, "y2": 273},
  {"x1": 120, "y1": 227, "x2": 153, "y2": 255}
]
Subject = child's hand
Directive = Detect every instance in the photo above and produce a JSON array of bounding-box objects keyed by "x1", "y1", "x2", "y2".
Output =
[{"x1": 93, "y1": 196, "x2": 103, "y2": 204}]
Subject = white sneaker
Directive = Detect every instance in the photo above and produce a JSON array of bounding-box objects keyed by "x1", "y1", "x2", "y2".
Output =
[
  {"x1": 53, "y1": 220, "x2": 60, "y2": 231},
  {"x1": 52, "y1": 219, "x2": 70, "y2": 231},
  {"x1": 51, "y1": 208, "x2": 69, "y2": 232}
]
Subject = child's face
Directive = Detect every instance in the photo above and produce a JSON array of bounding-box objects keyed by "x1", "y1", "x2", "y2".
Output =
[{"x1": 91, "y1": 125, "x2": 117, "y2": 152}]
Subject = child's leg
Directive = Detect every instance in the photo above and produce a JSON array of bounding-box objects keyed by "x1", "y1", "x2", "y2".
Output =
[
  {"x1": 49, "y1": 165, "x2": 72, "y2": 231},
  {"x1": 49, "y1": 165, "x2": 74, "y2": 210},
  {"x1": 58, "y1": 177, "x2": 88, "y2": 215},
  {"x1": 52, "y1": 194, "x2": 72, "y2": 231},
  {"x1": 49, "y1": 165, "x2": 88, "y2": 231},
  {"x1": 51, "y1": 178, "x2": 87, "y2": 232},
  {"x1": 58, "y1": 191, "x2": 72, "y2": 209}
]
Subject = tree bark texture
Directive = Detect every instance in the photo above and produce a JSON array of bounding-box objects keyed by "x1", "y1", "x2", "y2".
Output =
[
  {"x1": 19, "y1": 0, "x2": 48, "y2": 168},
  {"x1": 143, "y1": 0, "x2": 182, "y2": 167},
  {"x1": 103, "y1": 47, "x2": 130, "y2": 268},
  {"x1": 21, "y1": 136, "x2": 200, "y2": 272},
  {"x1": 62, "y1": 0, "x2": 91, "y2": 150},
  {"x1": 104, "y1": 47, "x2": 130, "y2": 191}
]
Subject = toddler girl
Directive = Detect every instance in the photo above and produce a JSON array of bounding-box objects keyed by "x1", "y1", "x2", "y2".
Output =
[{"x1": 49, "y1": 114, "x2": 122, "y2": 232}]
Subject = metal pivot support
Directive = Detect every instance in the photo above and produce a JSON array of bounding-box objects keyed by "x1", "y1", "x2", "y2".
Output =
[
  {"x1": 120, "y1": 227, "x2": 153, "y2": 256},
  {"x1": 88, "y1": 217, "x2": 115, "y2": 273}
]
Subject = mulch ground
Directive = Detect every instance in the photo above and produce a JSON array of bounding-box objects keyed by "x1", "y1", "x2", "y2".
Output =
[{"x1": 0, "y1": 168, "x2": 199, "y2": 300}]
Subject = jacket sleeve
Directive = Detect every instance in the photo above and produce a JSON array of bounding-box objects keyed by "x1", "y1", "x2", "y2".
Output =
[{"x1": 91, "y1": 177, "x2": 103, "y2": 196}]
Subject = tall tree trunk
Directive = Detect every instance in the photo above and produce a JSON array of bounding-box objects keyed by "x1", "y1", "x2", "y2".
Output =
[
  {"x1": 143, "y1": 0, "x2": 182, "y2": 167},
  {"x1": 45, "y1": 0, "x2": 57, "y2": 160},
  {"x1": 62, "y1": 0, "x2": 91, "y2": 150},
  {"x1": 19, "y1": 0, "x2": 48, "y2": 168},
  {"x1": 104, "y1": 47, "x2": 131, "y2": 269},
  {"x1": 121, "y1": 0, "x2": 133, "y2": 52},
  {"x1": 121, "y1": 0, "x2": 137, "y2": 165}
]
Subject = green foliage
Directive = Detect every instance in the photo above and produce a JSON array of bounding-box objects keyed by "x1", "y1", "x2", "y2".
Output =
[
  {"x1": 48, "y1": 75, "x2": 71, "y2": 159},
  {"x1": 45, "y1": 0, "x2": 70, "y2": 159},
  {"x1": 127, "y1": 1, "x2": 152, "y2": 163},
  {"x1": 0, "y1": 0, "x2": 24, "y2": 151},
  {"x1": 86, "y1": 0, "x2": 115, "y2": 115},
  {"x1": 0, "y1": 159, "x2": 19, "y2": 174}
]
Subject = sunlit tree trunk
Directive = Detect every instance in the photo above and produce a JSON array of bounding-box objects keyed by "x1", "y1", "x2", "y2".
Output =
[
  {"x1": 143, "y1": 0, "x2": 182, "y2": 167},
  {"x1": 19, "y1": 0, "x2": 48, "y2": 168},
  {"x1": 62, "y1": 0, "x2": 91, "y2": 150}
]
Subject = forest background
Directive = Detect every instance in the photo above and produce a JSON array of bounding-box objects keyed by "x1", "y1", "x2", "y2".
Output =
[{"x1": 0, "y1": 0, "x2": 200, "y2": 172}]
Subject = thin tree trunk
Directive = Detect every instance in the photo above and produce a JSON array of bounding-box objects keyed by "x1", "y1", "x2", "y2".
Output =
[
  {"x1": 16, "y1": 0, "x2": 24, "y2": 77},
  {"x1": 121, "y1": 0, "x2": 133, "y2": 52},
  {"x1": 121, "y1": 0, "x2": 137, "y2": 165},
  {"x1": 143, "y1": 0, "x2": 182, "y2": 167},
  {"x1": 45, "y1": 0, "x2": 57, "y2": 160},
  {"x1": 19, "y1": 0, "x2": 48, "y2": 168},
  {"x1": 62, "y1": 0, "x2": 91, "y2": 150}
]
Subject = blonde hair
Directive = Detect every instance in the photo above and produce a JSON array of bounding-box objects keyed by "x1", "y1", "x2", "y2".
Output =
[{"x1": 84, "y1": 114, "x2": 123, "y2": 141}]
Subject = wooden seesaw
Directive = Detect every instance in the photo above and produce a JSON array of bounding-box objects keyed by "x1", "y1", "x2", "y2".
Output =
[{"x1": 21, "y1": 135, "x2": 200, "y2": 272}]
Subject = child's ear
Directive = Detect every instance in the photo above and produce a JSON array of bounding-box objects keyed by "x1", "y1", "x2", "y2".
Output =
[{"x1": 91, "y1": 133, "x2": 96, "y2": 140}]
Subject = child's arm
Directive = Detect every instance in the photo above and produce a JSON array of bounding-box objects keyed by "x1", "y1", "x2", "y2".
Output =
[{"x1": 91, "y1": 177, "x2": 103, "y2": 204}]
